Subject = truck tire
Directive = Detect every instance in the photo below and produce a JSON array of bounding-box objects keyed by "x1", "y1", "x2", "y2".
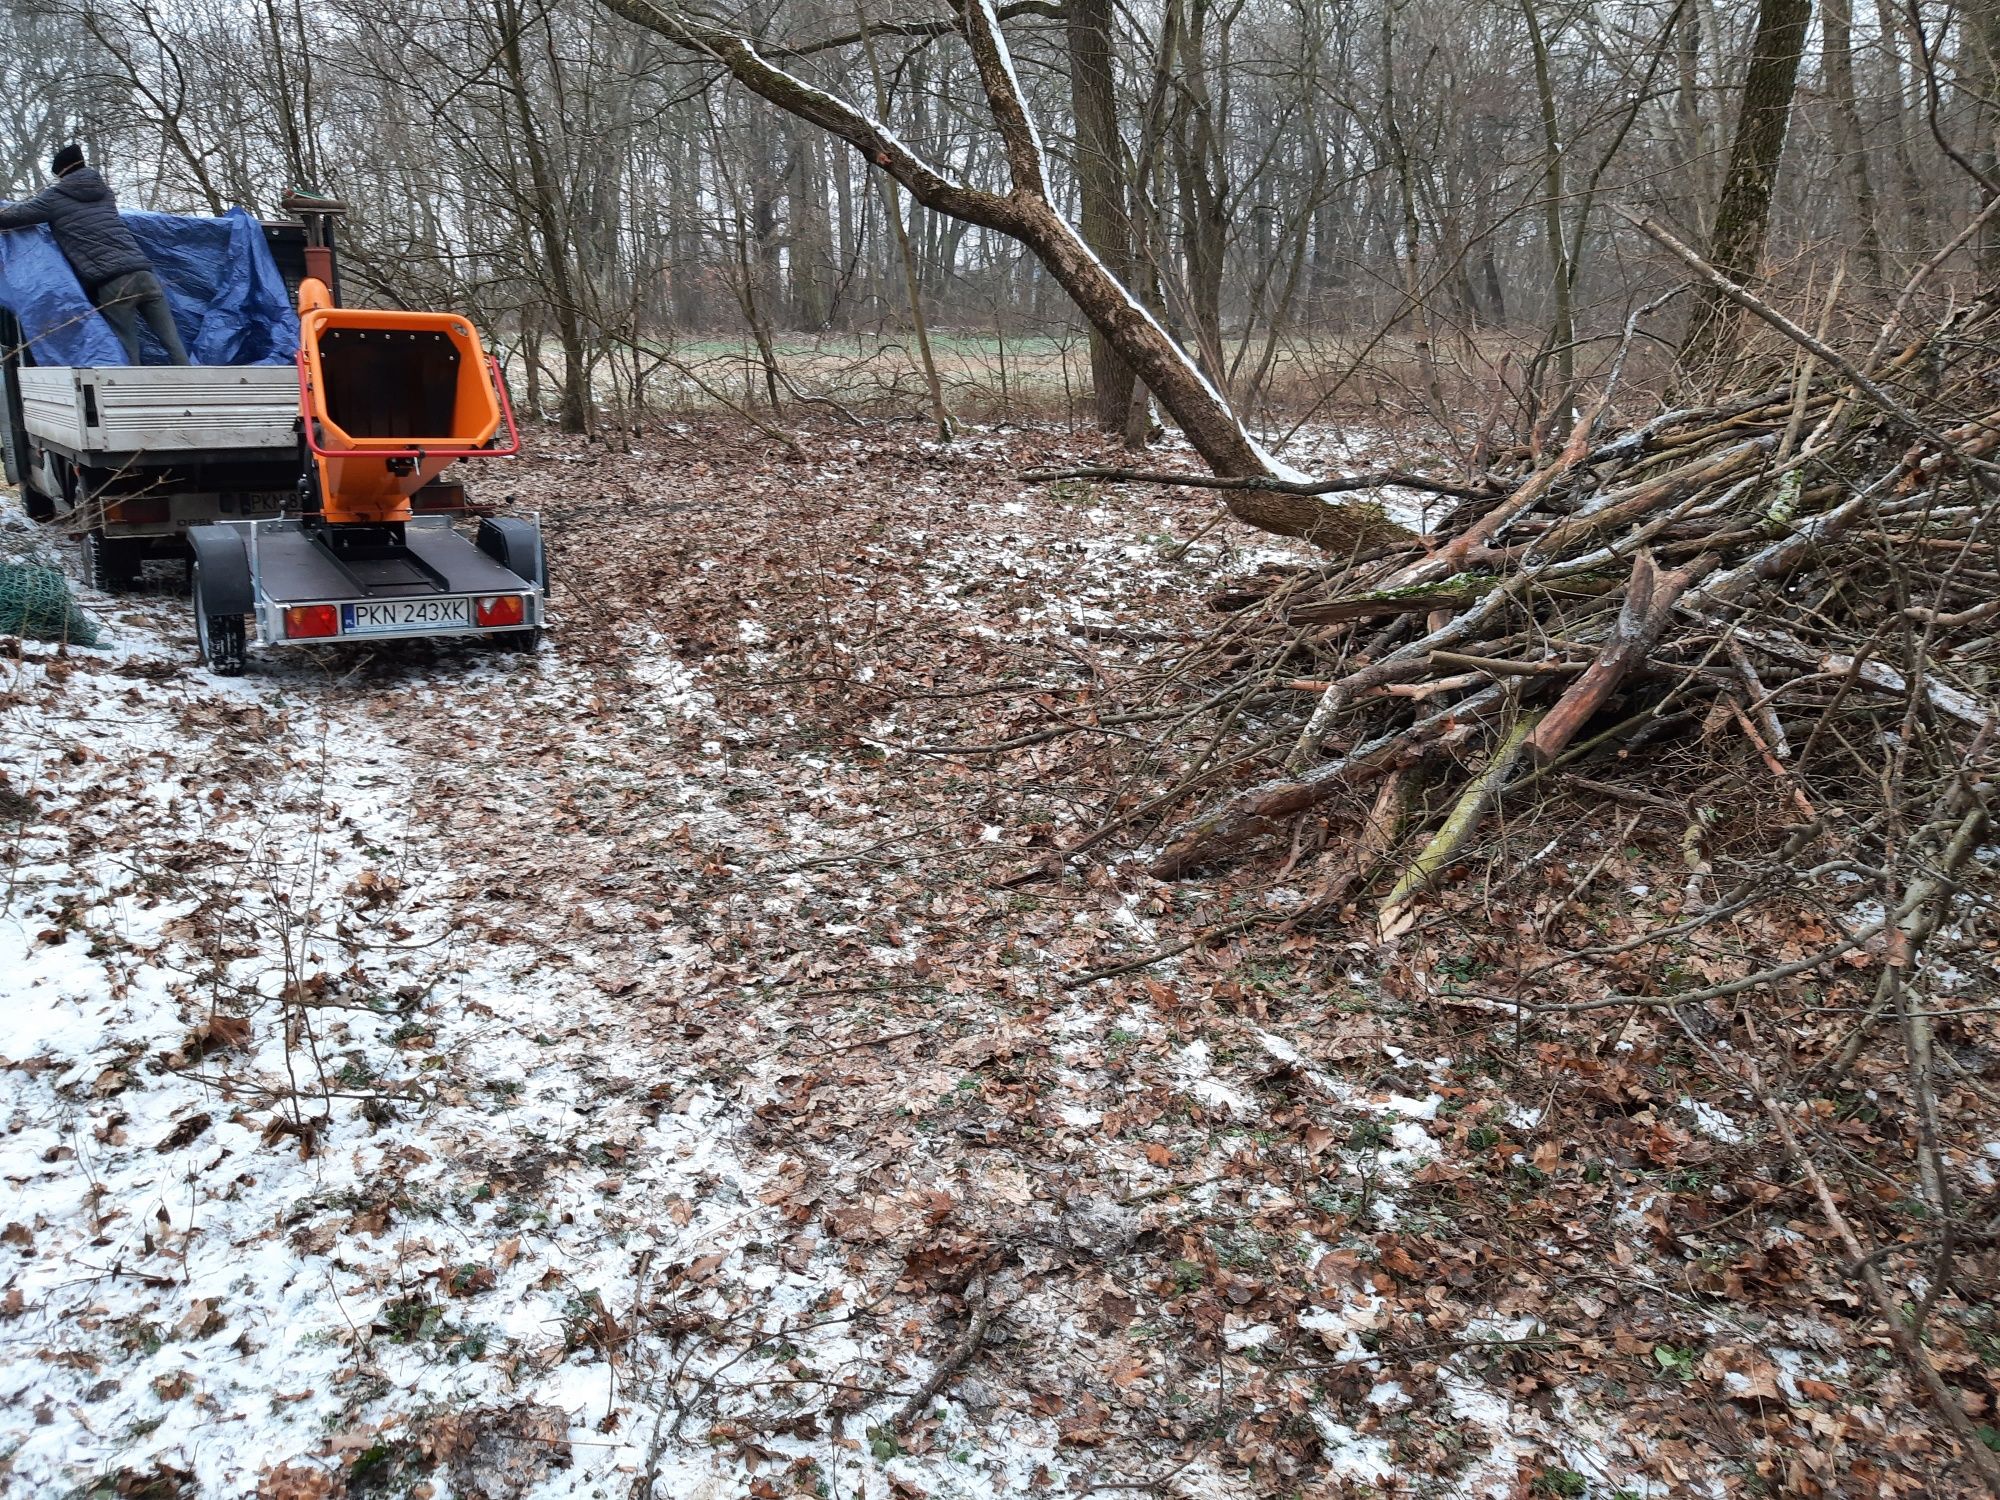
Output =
[
  {"x1": 192, "y1": 563, "x2": 247, "y2": 676},
  {"x1": 82, "y1": 529, "x2": 142, "y2": 593}
]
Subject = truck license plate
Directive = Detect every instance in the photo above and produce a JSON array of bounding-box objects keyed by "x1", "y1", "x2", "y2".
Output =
[{"x1": 344, "y1": 598, "x2": 472, "y2": 634}]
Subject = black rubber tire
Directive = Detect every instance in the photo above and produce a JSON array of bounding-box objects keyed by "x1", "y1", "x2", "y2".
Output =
[
  {"x1": 23, "y1": 486, "x2": 54, "y2": 523},
  {"x1": 491, "y1": 627, "x2": 544, "y2": 653},
  {"x1": 192, "y1": 562, "x2": 248, "y2": 676},
  {"x1": 82, "y1": 529, "x2": 142, "y2": 593}
]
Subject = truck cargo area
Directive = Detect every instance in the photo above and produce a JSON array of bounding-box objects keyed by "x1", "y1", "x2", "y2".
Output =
[{"x1": 17, "y1": 364, "x2": 300, "y2": 454}]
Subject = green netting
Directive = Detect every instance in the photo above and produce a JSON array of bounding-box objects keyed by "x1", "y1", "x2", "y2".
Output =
[{"x1": 0, "y1": 562, "x2": 103, "y2": 647}]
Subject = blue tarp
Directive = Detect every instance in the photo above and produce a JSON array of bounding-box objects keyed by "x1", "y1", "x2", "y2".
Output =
[{"x1": 0, "y1": 205, "x2": 298, "y2": 367}]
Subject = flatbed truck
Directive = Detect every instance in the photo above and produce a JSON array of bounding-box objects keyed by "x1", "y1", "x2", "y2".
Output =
[{"x1": 0, "y1": 202, "x2": 545, "y2": 672}]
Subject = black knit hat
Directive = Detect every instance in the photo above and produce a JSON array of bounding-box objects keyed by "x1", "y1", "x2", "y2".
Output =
[{"x1": 51, "y1": 143, "x2": 85, "y2": 177}]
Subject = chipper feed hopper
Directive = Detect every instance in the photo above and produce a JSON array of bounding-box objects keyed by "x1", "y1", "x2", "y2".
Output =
[{"x1": 185, "y1": 276, "x2": 545, "y2": 674}]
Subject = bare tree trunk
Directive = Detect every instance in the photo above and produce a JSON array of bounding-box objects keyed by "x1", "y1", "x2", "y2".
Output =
[
  {"x1": 1873, "y1": 0, "x2": 1933, "y2": 258},
  {"x1": 1676, "y1": 0, "x2": 1712, "y2": 238},
  {"x1": 1379, "y1": 0, "x2": 1444, "y2": 419},
  {"x1": 1679, "y1": 0, "x2": 1812, "y2": 370},
  {"x1": 1970, "y1": 0, "x2": 2000, "y2": 278},
  {"x1": 860, "y1": 19, "x2": 954, "y2": 441},
  {"x1": 1822, "y1": 0, "x2": 1884, "y2": 285},
  {"x1": 790, "y1": 129, "x2": 834, "y2": 328},
  {"x1": 832, "y1": 140, "x2": 857, "y2": 331},
  {"x1": 1524, "y1": 0, "x2": 1575, "y2": 434},
  {"x1": 1172, "y1": 0, "x2": 1230, "y2": 384},
  {"x1": 1065, "y1": 0, "x2": 1136, "y2": 434},
  {"x1": 495, "y1": 0, "x2": 590, "y2": 431}
]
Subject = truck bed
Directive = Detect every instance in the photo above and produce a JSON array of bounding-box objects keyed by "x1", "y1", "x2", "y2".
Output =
[{"x1": 18, "y1": 365, "x2": 299, "y2": 458}]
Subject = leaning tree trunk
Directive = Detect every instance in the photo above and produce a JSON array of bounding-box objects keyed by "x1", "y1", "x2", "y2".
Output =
[
  {"x1": 1679, "y1": 0, "x2": 1812, "y2": 372},
  {"x1": 595, "y1": 0, "x2": 1414, "y2": 553}
]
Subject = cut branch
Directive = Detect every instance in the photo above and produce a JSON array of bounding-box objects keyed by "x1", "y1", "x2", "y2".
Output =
[{"x1": 1521, "y1": 550, "x2": 1713, "y2": 763}]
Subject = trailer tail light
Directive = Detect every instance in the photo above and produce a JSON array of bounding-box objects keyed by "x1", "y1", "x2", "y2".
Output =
[
  {"x1": 284, "y1": 604, "x2": 340, "y2": 639},
  {"x1": 109, "y1": 497, "x2": 170, "y2": 524},
  {"x1": 475, "y1": 594, "x2": 525, "y2": 628}
]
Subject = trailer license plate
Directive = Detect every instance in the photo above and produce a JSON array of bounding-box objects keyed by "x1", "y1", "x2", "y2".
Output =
[{"x1": 344, "y1": 598, "x2": 472, "y2": 634}]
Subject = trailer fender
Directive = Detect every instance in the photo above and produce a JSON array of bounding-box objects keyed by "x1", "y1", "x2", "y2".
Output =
[
  {"x1": 185, "y1": 526, "x2": 254, "y2": 615},
  {"x1": 476, "y1": 517, "x2": 548, "y2": 595}
]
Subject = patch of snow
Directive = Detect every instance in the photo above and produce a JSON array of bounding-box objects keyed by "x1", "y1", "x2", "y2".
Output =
[
  {"x1": 1173, "y1": 1039, "x2": 1255, "y2": 1119},
  {"x1": 1506, "y1": 1101, "x2": 1546, "y2": 1131},
  {"x1": 1307, "y1": 1414, "x2": 1395, "y2": 1482},
  {"x1": 1684, "y1": 1097, "x2": 1748, "y2": 1143},
  {"x1": 1223, "y1": 1318, "x2": 1277, "y2": 1351}
]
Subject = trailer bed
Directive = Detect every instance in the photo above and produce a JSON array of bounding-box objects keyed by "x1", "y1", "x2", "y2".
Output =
[{"x1": 18, "y1": 365, "x2": 298, "y2": 457}]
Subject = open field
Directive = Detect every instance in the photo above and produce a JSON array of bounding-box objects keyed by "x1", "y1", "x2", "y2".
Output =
[{"x1": 510, "y1": 328, "x2": 1554, "y2": 429}]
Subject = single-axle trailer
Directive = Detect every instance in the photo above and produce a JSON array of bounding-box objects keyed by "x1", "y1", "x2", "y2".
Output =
[
  {"x1": 0, "y1": 200, "x2": 546, "y2": 673},
  {"x1": 187, "y1": 513, "x2": 544, "y2": 672}
]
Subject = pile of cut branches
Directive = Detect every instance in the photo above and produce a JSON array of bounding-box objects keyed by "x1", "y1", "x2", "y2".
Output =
[{"x1": 1131, "y1": 292, "x2": 1999, "y2": 938}]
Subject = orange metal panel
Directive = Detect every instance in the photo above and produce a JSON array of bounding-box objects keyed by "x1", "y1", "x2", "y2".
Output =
[{"x1": 295, "y1": 282, "x2": 509, "y2": 525}]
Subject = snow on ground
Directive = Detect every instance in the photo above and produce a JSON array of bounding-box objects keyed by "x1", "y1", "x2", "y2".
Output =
[
  {"x1": 0, "y1": 604, "x2": 776, "y2": 1494},
  {"x1": 0, "y1": 579, "x2": 1075, "y2": 1496},
  {"x1": 1, "y1": 420, "x2": 1925, "y2": 1498}
]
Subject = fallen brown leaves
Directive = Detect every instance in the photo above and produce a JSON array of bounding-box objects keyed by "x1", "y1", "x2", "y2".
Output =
[{"x1": 7, "y1": 414, "x2": 1995, "y2": 1497}]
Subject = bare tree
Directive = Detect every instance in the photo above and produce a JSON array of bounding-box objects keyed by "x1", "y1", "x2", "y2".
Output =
[
  {"x1": 596, "y1": 0, "x2": 1414, "y2": 549},
  {"x1": 1679, "y1": 0, "x2": 1813, "y2": 368}
]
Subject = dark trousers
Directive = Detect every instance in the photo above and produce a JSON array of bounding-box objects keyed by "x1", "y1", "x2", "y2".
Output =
[{"x1": 93, "y1": 269, "x2": 190, "y2": 365}]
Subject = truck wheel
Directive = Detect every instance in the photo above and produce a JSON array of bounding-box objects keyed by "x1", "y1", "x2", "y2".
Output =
[
  {"x1": 82, "y1": 529, "x2": 142, "y2": 593},
  {"x1": 192, "y1": 563, "x2": 247, "y2": 676},
  {"x1": 24, "y1": 487, "x2": 54, "y2": 523}
]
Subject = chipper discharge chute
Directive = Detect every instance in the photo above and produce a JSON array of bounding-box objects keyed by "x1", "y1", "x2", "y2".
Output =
[{"x1": 184, "y1": 276, "x2": 545, "y2": 674}]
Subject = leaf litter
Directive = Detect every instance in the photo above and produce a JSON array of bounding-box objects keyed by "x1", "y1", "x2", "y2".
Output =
[{"x1": 0, "y1": 415, "x2": 1993, "y2": 1498}]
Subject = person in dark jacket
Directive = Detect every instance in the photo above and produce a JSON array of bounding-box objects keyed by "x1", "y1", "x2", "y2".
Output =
[{"x1": 0, "y1": 144, "x2": 190, "y2": 365}]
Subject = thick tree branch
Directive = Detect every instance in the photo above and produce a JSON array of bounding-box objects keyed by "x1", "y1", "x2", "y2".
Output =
[
  {"x1": 598, "y1": 0, "x2": 1418, "y2": 552},
  {"x1": 764, "y1": 0, "x2": 1064, "y2": 58}
]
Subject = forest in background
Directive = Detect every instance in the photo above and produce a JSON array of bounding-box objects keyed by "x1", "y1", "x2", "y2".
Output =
[
  {"x1": 5, "y1": 0, "x2": 2000, "y2": 1494},
  {"x1": 2, "y1": 0, "x2": 1996, "y2": 438}
]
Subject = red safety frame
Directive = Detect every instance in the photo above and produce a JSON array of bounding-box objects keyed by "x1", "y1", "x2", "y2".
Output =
[{"x1": 296, "y1": 353, "x2": 523, "y2": 461}]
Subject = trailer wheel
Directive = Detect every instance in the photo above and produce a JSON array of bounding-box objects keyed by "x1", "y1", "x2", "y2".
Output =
[
  {"x1": 82, "y1": 529, "x2": 142, "y2": 593},
  {"x1": 475, "y1": 519, "x2": 547, "y2": 654},
  {"x1": 492, "y1": 627, "x2": 543, "y2": 653},
  {"x1": 192, "y1": 563, "x2": 248, "y2": 676},
  {"x1": 24, "y1": 487, "x2": 53, "y2": 523}
]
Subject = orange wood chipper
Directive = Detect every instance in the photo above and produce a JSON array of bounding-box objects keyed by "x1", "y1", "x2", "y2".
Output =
[{"x1": 182, "y1": 206, "x2": 544, "y2": 673}]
